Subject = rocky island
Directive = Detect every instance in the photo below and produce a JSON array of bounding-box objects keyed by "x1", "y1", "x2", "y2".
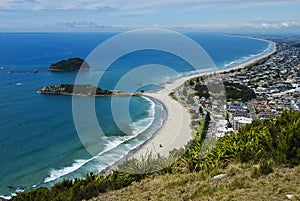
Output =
[
  {"x1": 48, "y1": 58, "x2": 90, "y2": 72},
  {"x1": 38, "y1": 84, "x2": 134, "y2": 96}
]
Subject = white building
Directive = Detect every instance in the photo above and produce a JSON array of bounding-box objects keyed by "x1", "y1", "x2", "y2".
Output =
[
  {"x1": 233, "y1": 116, "x2": 253, "y2": 130},
  {"x1": 215, "y1": 119, "x2": 233, "y2": 138}
]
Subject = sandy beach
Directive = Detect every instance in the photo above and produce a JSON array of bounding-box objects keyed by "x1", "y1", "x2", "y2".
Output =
[
  {"x1": 131, "y1": 40, "x2": 277, "y2": 159},
  {"x1": 131, "y1": 78, "x2": 194, "y2": 158}
]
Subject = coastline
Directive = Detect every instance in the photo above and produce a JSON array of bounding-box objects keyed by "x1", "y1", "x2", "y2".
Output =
[
  {"x1": 218, "y1": 40, "x2": 277, "y2": 74},
  {"x1": 131, "y1": 38, "x2": 277, "y2": 159},
  {"x1": 0, "y1": 37, "x2": 277, "y2": 199},
  {"x1": 131, "y1": 80, "x2": 194, "y2": 158}
]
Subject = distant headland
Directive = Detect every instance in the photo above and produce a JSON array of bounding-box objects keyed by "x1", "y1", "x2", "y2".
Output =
[
  {"x1": 48, "y1": 58, "x2": 90, "y2": 72},
  {"x1": 38, "y1": 84, "x2": 139, "y2": 97}
]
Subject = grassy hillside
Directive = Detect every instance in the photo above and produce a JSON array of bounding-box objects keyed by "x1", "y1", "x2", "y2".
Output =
[
  {"x1": 93, "y1": 111, "x2": 300, "y2": 201},
  {"x1": 92, "y1": 164, "x2": 300, "y2": 201},
  {"x1": 13, "y1": 111, "x2": 300, "y2": 201}
]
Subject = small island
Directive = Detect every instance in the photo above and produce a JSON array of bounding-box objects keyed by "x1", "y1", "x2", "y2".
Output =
[
  {"x1": 38, "y1": 84, "x2": 134, "y2": 96},
  {"x1": 48, "y1": 58, "x2": 90, "y2": 72}
]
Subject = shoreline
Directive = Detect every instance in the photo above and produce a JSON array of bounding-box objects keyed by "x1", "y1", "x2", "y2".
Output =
[
  {"x1": 218, "y1": 40, "x2": 277, "y2": 74},
  {"x1": 131, "y1": 38, "x2": 277, "y2": 159},
  {"x1": 0, "y1": 36, "x2": 278, "y2": 200}
]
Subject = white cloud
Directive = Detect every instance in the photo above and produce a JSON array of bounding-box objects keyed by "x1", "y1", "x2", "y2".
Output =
[
  {"x1": 84, "y1": 2, "x2": 115, "y2": 10},
  {"x1": 51, "y1": 21, "x2": 131, "y2": 30},
  {"x1": 49, "y1": 21, "x2": 229, "y2": 30},
  {"x1": 0, "y1": 0, "x2": 39, "y2": 9},
  {"x1": 281, "y1": 21, "x2": 298, "y2": 28},
  {"x1": 54, "y1": 21, "x2": 114, "y2": 28},
  {"x1": 118, "y1": 9, "x2": 156, "y2": 17},
  {"x1": 114, "y1": 0, "x2": 300, "y2": 11},
  {"x1": 155, "y1": 20, "x2": 300, "y2": 30},
  {"x1": 1, "y1": 0, "x2": 300, "y2": 32},
  {"x1": 1, "y1": 0, "x2": 299, "y2": 11},
  {"x1": 246, "y1": 21, "x2": 300, "y2": 29}
]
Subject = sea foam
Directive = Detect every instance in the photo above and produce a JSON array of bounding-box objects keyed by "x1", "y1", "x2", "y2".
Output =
[
  {"x1": 44, "y1": 96, "x2": 158, "y2": 183},
  {"x1": 129, "y1": 96, "x2": 155, "y2": 135}
]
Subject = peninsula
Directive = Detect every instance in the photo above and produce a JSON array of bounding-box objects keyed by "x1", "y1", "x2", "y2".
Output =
[
  {"x1": 48, "y1": 58, "x2": 90, "y2": 72},
  {"x1": 38, "y1": 84, "x2": 133, "y2": 96}
]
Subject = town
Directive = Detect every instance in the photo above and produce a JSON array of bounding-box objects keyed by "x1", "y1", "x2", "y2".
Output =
[{"x1": 176, "y1": 37, "x2": 300, "y2": 138}]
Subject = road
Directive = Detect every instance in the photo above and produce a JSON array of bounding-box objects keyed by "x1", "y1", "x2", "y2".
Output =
[{"x1": 248, "y1": 101, "x2": 257, "y2": 121}]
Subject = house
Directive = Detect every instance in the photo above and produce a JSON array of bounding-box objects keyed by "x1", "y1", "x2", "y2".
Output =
[{"x1": 232, "y1": 116, "x2": 252, "y2": 130}]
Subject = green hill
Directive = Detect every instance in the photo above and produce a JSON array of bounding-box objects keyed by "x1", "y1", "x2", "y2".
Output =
[
  {"x1": 48, "y1": 58, "x2": 90, "y2": 72},
  {"x1": 12, "y1": 111, "x2": 300, "y2": 201},
  {"x1": 92, "y1": 164, "x2": 300, "y2": 201},
  {"x1": 38, "y1": 84, "x2": 113, "y2": 96}
]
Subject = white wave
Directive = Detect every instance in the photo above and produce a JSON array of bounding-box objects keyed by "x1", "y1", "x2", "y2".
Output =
[
  {"x1": 156, "y1": 100, "x2": 164, "y2": 112},
  {"x1": 0, "y1": 195, "x2": 12, "y2": 200},
  {"x1": 223, "y1": 41, "x2": 274, "y2": 69},
  {"x1": 159, "y1": 68, "x2": 215, "y2": 85},
  {"x1": 142, "y1": 96, "x2": 156, "y2": 117},
  {"x1": 223, "y1": 52, "x2": 259, "y2": 69},
  {"x1": 3, "y1": 192, "x2": 19, "y2": 199},
  {"x1": 15, "y1": 188, "x2": 24, "y2": 193},
  {"x1": 179, "y1": 68, "x2": 216, "y2": 77},
  {"x1": 44, "y1": 159, "x2": 88, "y2": 183},
  {"x1": 103, "y1": 136, "x2": 130, "y2": 151},
  {"x1": 130, "y1": 116, "x2": 154, "y2": 135},
  {"x1": 224, "y1": 60, "x2": 236, "y2": 68},
  {"x1": 44, "y1": 97, "x2": 162, "y2": 183},
  {"x1": 129, "y1": 96, "x2": 155, "y2": 136},
  {"x1": 223, "y1": 53, "x2": 261, "y2": 69},
  {"x1": 43, "y1": 136, "x2": 134, "y2": 183},
  {"x1": 15, "y1": 82, "x2": 22, "y2": 86},
  {"x1": 161, "y1": 76, "x2": 170, "y2": 83}
]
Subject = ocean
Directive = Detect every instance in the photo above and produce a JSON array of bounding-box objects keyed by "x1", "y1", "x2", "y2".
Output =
[{"x1": 0, "y1": 32, "x2": 273, "y2": 197}]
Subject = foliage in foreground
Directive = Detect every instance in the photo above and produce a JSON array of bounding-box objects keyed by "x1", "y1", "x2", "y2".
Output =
[
  {"x1": 209, "y1": 111, "x2": 300, "y2": 167},
  {"x1": 13, "y1": 111, "x2": 300, "y2": 201},
  {"x1": 12, "y1": 171, "x2": 143, "y2": 201},
  {"x1": 176, "y1": 111, "x2": 300, "y2": 173},
  {"x1": 93, "y1": 163, "x2": 300, "y2": 201}
]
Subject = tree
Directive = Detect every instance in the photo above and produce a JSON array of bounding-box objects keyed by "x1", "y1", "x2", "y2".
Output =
[{"x1": 199, "y1": 106, "x2": 203, "y2": 114}]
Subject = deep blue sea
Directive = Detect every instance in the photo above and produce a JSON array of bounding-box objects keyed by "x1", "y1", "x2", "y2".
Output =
[{"x1": 0, "y1": 32, "x2": 273, "y2": 198}]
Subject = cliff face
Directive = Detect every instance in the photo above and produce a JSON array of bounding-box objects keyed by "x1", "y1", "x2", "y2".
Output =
[{"x1": 48, "y1": 58, "x2": 90, "y2": 72}]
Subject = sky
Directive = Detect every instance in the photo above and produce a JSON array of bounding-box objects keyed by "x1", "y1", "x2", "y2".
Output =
[{"x1": 0, "y1": 0, "x2": 300, "y2": 33}]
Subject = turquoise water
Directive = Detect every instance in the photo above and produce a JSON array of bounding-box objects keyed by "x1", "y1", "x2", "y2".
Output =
[{"x1": 0, "y1": 32, "x2": 271, "y2": 197}]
